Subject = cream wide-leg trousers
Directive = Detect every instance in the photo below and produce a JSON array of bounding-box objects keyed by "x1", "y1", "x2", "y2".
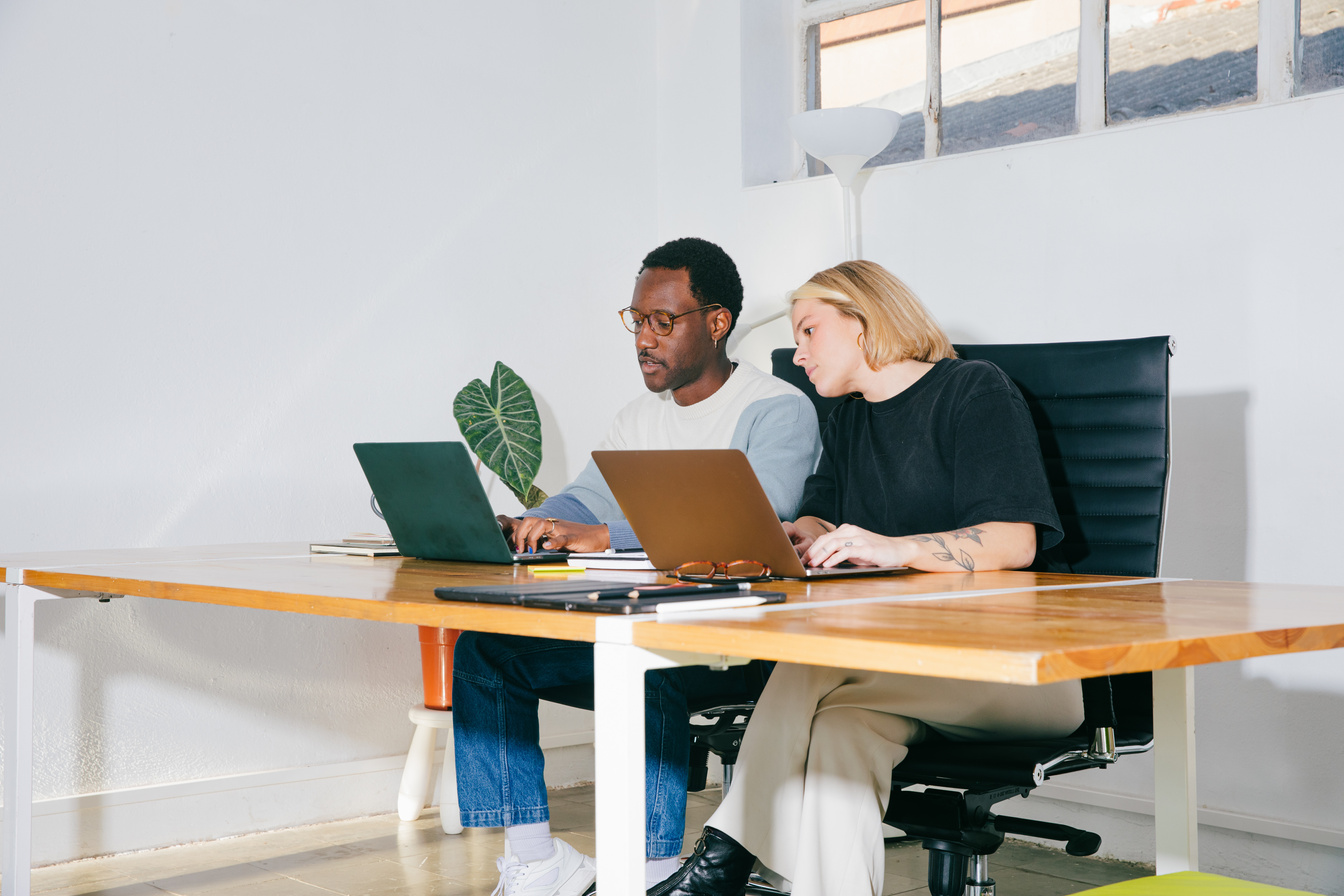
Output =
[{"x1": 707, "y1": 663, "x2": 1084, "y2": 896}]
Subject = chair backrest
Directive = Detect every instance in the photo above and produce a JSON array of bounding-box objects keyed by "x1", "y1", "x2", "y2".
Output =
[
  {"x1": 772, "y1": 337, "x2": 1174, "y2": 733},
  {"x1": 952, "y1": 338, "x2": 1172, "y2": 579}
]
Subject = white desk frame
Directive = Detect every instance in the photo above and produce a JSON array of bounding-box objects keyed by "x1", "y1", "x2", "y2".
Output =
[
  {"x1": 589, "y1": 615, "x2": 1200, "y2": 895},
  {"x1": 4, "y1": 578, "x2": 86, "y2": 896},
  {"x1": 4, "y1": 577, "x2": 1200, "y2": 896}
]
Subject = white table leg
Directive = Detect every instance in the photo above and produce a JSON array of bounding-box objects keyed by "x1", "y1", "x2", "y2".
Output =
[
  {"x1": 4, "y1": 583, "x2": 50, "y2": 896},
  {"x1": 1153, "y1": 666, "x2": 1198, "y2": 873},
  {"x1": 593, "y1": 623, "x2": 656, "y2": 894},
  {"x1": 593, "y1": 619, "x2": 727, "y2": 893}
]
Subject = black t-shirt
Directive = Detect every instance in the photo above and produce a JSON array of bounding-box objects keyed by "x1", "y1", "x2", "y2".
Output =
[{"x1": 797, "y1": 358, "x2": 1063, "y2": 549}]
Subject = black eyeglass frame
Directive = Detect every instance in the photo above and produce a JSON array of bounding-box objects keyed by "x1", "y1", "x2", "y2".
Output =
[{"x1": 618, "y1": 304, "x2": 724, "y2": 336}]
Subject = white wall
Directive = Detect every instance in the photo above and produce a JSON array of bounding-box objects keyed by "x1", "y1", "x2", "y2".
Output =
[
  {"x1": 0, "y1": 0, "x2": 658, "y2": 862},
  {"x1": 4, "y1": 0, "x2": 1342, "y2": 883},
  {"x1": 658, "y1": 1, "x2": 1344, "y2": 891}
]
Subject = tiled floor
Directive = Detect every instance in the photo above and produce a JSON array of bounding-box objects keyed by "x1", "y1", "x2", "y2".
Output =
[{"x1": 25, "y1": 785, "x2": 1151, "y2": 896}]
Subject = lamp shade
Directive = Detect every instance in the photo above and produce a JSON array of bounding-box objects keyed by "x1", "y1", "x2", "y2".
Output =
[{"x1": 789, "y1": 107, "x2": 902, "y2": 187}]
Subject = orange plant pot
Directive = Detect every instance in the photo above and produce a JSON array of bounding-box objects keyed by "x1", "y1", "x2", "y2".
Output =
[{"x1": 418, "y1": 625, "x2": 461, "y2": 710}]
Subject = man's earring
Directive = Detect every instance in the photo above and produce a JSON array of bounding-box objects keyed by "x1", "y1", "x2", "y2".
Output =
[{"x1": 714, "y1": 338, "x2": 719, "y2": 349}]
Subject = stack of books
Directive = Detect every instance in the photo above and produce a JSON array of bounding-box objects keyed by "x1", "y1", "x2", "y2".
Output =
[
  {"x1": 565, "y1": 550, "x2": 655, "y2": 570},
  {"x1": 309, "y1": 533, "x2": 400, "y2": 557}
]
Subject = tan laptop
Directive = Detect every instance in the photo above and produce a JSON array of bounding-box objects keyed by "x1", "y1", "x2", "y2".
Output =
[{"x1": 592, "y1": 449, "x2": 908, "y2": 579}]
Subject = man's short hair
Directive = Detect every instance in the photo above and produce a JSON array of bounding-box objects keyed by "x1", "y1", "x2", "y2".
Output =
[{"x1": 640, "y1": 237, "x2": 743, "y2": 338}]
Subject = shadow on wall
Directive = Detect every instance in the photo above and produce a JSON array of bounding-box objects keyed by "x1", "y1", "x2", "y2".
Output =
[
  {"x1": 1195, "y1": 659, "x2": 1344, "y2": 892},
  {"x1": 1162, "y1": 391, "x2": 1249, "y2": 581}
]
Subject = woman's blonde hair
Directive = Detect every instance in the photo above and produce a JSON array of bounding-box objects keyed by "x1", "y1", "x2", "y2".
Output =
[{"x1": 791, "y1": 260, "x2": 955, "y2": 369}]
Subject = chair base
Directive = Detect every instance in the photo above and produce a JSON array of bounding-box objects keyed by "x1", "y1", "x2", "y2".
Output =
[
  {"x1": 397, "y1": 705, "x2": 462, "y2": 834},
  {"x1": 886, "y1": 784, "x2": 1104, "y2": 896}
]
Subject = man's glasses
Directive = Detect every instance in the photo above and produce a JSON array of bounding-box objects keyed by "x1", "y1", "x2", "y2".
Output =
[
  {"x1": 673, "y1": 560, "x2": 771, "y2": 583},
  {"x1": 619, "y1": 304, "x2": 723, "y2": 336}
]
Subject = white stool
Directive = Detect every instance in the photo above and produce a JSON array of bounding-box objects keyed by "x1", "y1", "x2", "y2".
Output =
[{"x1": 397, "y1": 705, "x2": 463, "y2": 834}]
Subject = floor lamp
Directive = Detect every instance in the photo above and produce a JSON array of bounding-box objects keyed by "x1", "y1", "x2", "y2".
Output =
[
  {"x1": 726, "y1": 296, "x2": 793, "y2": 355},
  {"x1": 789, "y1": 107, "x2": 902, "y2": 261}
]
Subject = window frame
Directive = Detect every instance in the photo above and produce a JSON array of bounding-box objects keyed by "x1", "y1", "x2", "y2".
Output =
[{"x1": 796, "y1": 0, "x2": 1322, "y2": 166}]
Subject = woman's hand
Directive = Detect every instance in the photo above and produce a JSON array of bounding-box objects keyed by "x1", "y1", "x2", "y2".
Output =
[
  {"x1": 784, "y1": 516, "x2": 834, "y2": 558},
  {"x1": 782, "y1": 521, "x2": 816, "y2": 557},
  {"x1": 802, "y1": 523, "x2": 907, "y2": 569}
]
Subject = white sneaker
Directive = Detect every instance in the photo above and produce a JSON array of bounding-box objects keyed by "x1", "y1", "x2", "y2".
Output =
[{"x1": 491, "y1": 839, "x2": 597, "y2": 896}]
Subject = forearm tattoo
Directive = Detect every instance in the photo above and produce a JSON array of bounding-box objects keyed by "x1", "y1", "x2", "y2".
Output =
[{"x1": 912, "y1": 528, "x2": 985, "y2": 571}]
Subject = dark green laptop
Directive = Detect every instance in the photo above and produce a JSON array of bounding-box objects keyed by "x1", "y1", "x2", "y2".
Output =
[{"x1": 353, "y1": 441, "x2": 565, "y2": 563}]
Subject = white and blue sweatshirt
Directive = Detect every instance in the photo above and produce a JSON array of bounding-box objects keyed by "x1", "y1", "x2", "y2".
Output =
[{"x1": 522, "y1": 360, "x2": 821, "y2": 550}]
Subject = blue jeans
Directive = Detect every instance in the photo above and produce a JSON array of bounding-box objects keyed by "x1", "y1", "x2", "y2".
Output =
[{"x1": 452, "y1": 631, "x2": 760, "y2": 859}]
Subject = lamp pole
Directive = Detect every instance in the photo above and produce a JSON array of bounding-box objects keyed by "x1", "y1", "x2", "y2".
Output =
[
  {"x1": 842, "y1": 184, "x2": 860, "y2": 261},
  {"x1": 788, "y1": 107, "x2": 902, "y2": 263}
]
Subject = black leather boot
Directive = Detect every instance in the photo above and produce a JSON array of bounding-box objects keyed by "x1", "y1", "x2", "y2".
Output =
[{"x1": 646, "y1": 827, "x2": 755, "y2": 896}]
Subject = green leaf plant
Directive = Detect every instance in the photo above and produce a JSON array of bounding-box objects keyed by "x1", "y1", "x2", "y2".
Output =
[{"x1": 452, "y1": 361, "x2": 549, "y2": 510}]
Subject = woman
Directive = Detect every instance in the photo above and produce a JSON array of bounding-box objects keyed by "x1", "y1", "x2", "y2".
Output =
[{"x1": 648, "y1": 261, "x2": 1084, "y2": 896}]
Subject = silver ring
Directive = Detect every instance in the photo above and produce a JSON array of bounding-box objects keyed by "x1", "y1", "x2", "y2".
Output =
[{"x1": 844, "y1": 541, "x2": 853, "y2": 547}]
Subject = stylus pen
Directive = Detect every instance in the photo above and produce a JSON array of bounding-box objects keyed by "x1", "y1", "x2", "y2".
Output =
[
  {"x1": 586, "y1": 583, "x2": 750, "y2": 600},
  {"x1": 655, "y1": 596, "x2": 769, "y2": 614}
]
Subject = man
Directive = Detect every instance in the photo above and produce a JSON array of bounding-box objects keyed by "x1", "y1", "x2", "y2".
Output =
[{"x1": 453, "y1": 237, "x2": 821, "y2": 896}]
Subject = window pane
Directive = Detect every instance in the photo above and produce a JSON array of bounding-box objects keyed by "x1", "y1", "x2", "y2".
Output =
[
  {"x1": 1108, "y1": 0, "x2": 1258, "y2": 124},
  {"x1": 816, "y1": 2, "x2": 926, "y2": 166},
  {"x1": 1299, "y1": 0, "x2": 1344, "y2": 95},
  {"x1": 939, "y1": 0, "x2": 1080, "y2": 155}
]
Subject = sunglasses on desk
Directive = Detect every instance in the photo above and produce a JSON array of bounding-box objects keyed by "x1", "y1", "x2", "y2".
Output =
[{"x1": 672, "y1": 560, "x2": 772, "y2": 583}]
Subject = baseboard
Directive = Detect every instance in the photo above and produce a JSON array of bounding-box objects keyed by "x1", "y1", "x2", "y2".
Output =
[
  {"x1": 25, "y1": 732, "x2": 597, "y2": 867},
  {"x1": 27, "y1": 742, "x2": 1340, "y2": 868},
  {"x1": 1032, "y1": 780, "x2": 1344, "y2": 850}
]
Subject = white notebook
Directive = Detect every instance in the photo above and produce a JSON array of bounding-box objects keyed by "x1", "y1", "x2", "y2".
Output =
[{"x1": 565, "y1": 551, "x2": 655, "y2": 570}]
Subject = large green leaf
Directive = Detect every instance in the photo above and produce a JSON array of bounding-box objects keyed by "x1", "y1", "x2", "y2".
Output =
[{"x1": 453, "y1": 362, "x2": 549, "y2": 509}]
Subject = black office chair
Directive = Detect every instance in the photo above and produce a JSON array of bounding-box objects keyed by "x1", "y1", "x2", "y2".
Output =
[
  {"x1": 533, "y1": 661, "x2": 772, "y2": 792},
  {"x1": 763, "y1": 336, "x2": 1174, "y2": 896},
  {"x1": 685, "y1": 665, "x2": 770, "y2": 794}
]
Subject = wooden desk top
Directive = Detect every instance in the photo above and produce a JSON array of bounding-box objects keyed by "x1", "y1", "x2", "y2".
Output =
[
  {"x1": 1, "y1": 544, "x2": 1109, "y2": 643},
  {"x1": 635, "y1": 579, "x2": 1344, "y2": 684},
  {"x1": 2, "y1": 543, "x2": 602, "y2": 641},
  {"x1": 6, "y1": 545, "x2": 1344, "y2": 684}
]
